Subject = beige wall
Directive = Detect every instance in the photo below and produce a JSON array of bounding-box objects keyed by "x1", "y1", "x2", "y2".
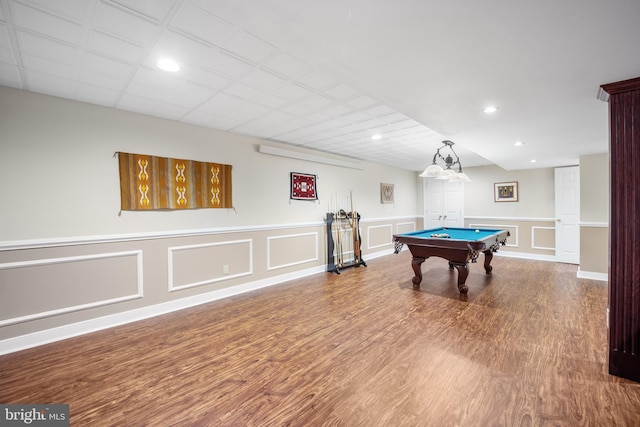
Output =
[
  {"x1": 579, "y1": 153, "x2": 609, "y2": 278},
  {"x1": 0, "y1": 87, "x2": 419, "y2": 241},
  {"x1": 463, "y1": 165, "x2": 555, "y2": 218}
]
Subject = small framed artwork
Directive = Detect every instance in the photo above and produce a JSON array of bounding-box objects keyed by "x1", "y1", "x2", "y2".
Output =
[
  {"x1": 380, "y1": 183, "x2": 394, "y2": 204},
  {"x1": 494, "y1": 181, "x2": 518, "y2": 202}
]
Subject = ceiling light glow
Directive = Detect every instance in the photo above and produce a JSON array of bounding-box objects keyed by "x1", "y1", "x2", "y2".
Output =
[
  {"x1": 157, "y1": 58, "x2": 180, "y2": 72},
  {"x1": 371, "y1": 134, "x2": 382, "y2": 140},
  {"x1": 514, "y1": 141, "x2": 524, "y2": 146},
  {"x1": 483, "y1": 106, "x2": 498, "y2": 113}
]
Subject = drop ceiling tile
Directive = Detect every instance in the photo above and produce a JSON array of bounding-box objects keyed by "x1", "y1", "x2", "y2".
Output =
[
  {"x1": 126, "y1": 67, "x2": 179, "y2": 101},
  {"x1": 171, "y1": 3, "x2": 234, "y2": 46},
  {"x1": 22, "y1": 53, "x2": 76, "y2": 79},
  {"x1": 94, "y1": 1, "x2": 158, "y2": 46},
  {"x1": 9, "y1": 2, "x2": 84, "y2": 45},
  {"x1": 222, "y1": 31, "x2": 276, "y2": 64},
  {"x1": 263, "y1": 117, "x2": 312, "y2": 137},
  {"x1": 117, "y1": 92, "x2": 159, "y2": 115},
  {"x1": 262, "y1": 52, "x2": 312, "y2": 79},
  {"x1": 152, "y1": 102, "x2": 190, "y2": 120},
  {"x1": 296, "y1": 70, "x2": 337, "y2": 91},
  {"x1": 345, "y1": 95, "x2": 379, "y2": 109},
  {"x1": 323, "y1": 83, "x2": 359, "y2": 101},
  {"x1": 320, "y1": 103, "x2": 352, "y2": 118},
  {"x1": 80, "y1": 69, "x2": 129, "y2": 91},
  {"x1": 186, "y1": 68, "x2": 231, "y2": 90},
  {"x1": 270, "y1": 82, "x2": 313, "y2": 101},
  {"x1": 165, "y1": 80, "x2": 216, "y2": 108},
  {"x1": 24, "y1": 69, "x2": 77, "y2": 98},
  {"x1": 22, "y1": 0, "x2": 87, "y2": 22},
  {"x1": 303, "y1": 111, "x2": 333, "y2": 124},
  {"x1": 76, "y1": 82, "x2": 120, "y2": 106},
  {"x1": 241, "y1": 68, "x2": 286, "y2": 91},
  {"x1": 182, "y1": 110, "x2": 241, "y2": 130},
  {"x1": 198, "y1": 92, "x2": 269, "y2": 121},
  {"x1": 338, "y1": 112, "x2": 372, "y2": 124},
  {"x1": 379, "y1": 112, "x2": 409, "y2": 124},
  {"x1": 0, "y1": 23, "x2": 11, "y2": 47},
  {"x1": 83, "y1": 52, "x2": 134, "y2": 79},
  {"x1": 87, "y1": 30, "x2": 146, "y2": 63},
  {"x1": 0, "y1": 45, "x2": 16, "y2": 64},
  {"x1": 254, "y1": 92, "x2": 288, "y2": 108},
  {"x1": 15, "y1": 30, "x2": 79, "y2": 64},
  {"x1": 223, "y1": 82, "x2": 266, "y2": 102},
  {"x1": 280, "y1": 103, "x2": 314, "y2": 116},
  {"x1": 0, "y1": 62, "x2": 21, "y2": 85},
  {"x1": 201, "y1": 49, "x2": 253, "y2": 79},
  {"x1": 299, "y1": 93, "x2": 334, "y2": 109},
  {"x1": 111, "y1": 0, "x2": 177, "y2": 22},
  {"x1": 362, "y1": 104, "x2": 395, "y2": 117},
  {"x1": 149, "y1": 30, "x2": 213, "y2": 66},
  {"x1": 233, "y1": 110, "x2": 295, "y2": 134}
]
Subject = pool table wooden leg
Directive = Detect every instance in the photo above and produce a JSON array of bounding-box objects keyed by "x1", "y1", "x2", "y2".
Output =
[
  {"x1": 411, "y1": 257, "x2": 425, "y2": 288},
  {"x1": 483, "y1": 250, "x2": 494, "y2": 274},
  {"x1": 451, "y1": 263, "x2": 469, "y2": 294}
]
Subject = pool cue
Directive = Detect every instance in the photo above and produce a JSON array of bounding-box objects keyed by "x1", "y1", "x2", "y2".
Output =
[
  {"x1": 350, "y1": 191, "x2": 361, "y2": 262},
  {"x1": 335, "y1": 209, "x2": 343, "y2": 267}
]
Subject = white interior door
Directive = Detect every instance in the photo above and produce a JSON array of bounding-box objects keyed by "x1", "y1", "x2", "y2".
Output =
[
  {"x1": 424, "y1": 179, "x2": 444, "y2": 228},
  {"x1": 423, "y1": 179, "x2": 464, "y2": 229},
  {"x1": 442, "y1": 181, "x2": 463, "y2": 228},
  {"x1": 555, "y1": 166, "x2": 580, "y2": 264}
]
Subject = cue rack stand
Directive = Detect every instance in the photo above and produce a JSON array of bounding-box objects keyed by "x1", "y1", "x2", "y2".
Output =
[{"x1": 326, "y1": 210, "x2": 367, "y2": 274}]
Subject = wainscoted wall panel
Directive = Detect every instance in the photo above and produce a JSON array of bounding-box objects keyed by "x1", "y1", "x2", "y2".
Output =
[
  {"x1": 169, "y1": 240, "x2": 253, "y2": 292},
  {"x1": 367, "y1": 224, "x2": 394, "y2": 250},
  {"x1": 579, "y1": 224, "x2": 608, "y2": 279},
  {"x1": 466, "y1": 217, "x2": 556, "y2": 259},
  {"x1": 0, "y1": 251, "x2": 142, "y2": 326},
  {"x1": 267, "y1": 232, "x2": 318, "y2": 271}
]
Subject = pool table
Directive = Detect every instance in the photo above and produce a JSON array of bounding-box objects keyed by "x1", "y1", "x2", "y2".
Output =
[{"x1": 393, "y1": 227, "x2": 510, "y2": 294}]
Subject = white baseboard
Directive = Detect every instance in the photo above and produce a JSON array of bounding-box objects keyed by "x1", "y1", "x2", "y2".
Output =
[
  {"x1": 494, "y1": 251, "x2": 557, "y2": 262},
  {"x1": 577, "y1": 269, "x2": 608, "y2": 282}
]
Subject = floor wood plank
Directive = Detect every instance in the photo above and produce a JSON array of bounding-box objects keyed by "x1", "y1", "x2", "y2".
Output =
[{"x1": 1, "y1": 253, "x2": 639, "y2": 426}]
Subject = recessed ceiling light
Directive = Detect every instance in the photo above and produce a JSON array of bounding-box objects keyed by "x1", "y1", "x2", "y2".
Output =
[
  {"x1": 157, "y1": 58, "x2": 180, "y2": 72},
  {"x1": 371, "y1": 134, "x2": 382, "y2": 140},
  {"x1": 483, "y1": 106, "x2": 498, "y2": 114},
  {"x1": 530, "y1": 159, "x2": 537, "y2": 163},
  {"x1": 514, "y1": 141, "x2": 524, "y2": 146}
]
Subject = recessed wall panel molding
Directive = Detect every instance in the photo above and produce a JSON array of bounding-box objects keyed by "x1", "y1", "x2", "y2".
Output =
[
  {"x1": 168, "y1": 239, "x2": 253, "y2": 292},
  {"x1": 0, "y1": 251, "x2": 143, "y2": 326},
  {"x1": 267, "y1": 232, "x2": 318, "y2": 271},
  {"x1": 367, "y1": 224, "x2": 393, "y2": 250},
  {"x1": 531, "y1": 226, "x2": 555, "y2": 251},
  {"x1": 396, "y1": 221, "x2": 416, "y2": 234}
]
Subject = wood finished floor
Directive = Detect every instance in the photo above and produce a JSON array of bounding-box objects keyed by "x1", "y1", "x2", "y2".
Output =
[{"x1": 2, "y1": 252, "x2": 640, "y2": 426}]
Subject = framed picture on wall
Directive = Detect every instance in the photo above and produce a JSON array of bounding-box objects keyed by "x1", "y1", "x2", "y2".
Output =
[
  {"x1": 380, "y1": 183, "x2": 394, "y2": 204},
  {"x1": 494, "y1": 181, "x2": 518, "y2": 202}
]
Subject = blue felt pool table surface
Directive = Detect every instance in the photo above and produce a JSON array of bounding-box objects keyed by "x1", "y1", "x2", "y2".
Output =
[{"x1": 398, "y1": 227, "x2": 505, "y2": 242}]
